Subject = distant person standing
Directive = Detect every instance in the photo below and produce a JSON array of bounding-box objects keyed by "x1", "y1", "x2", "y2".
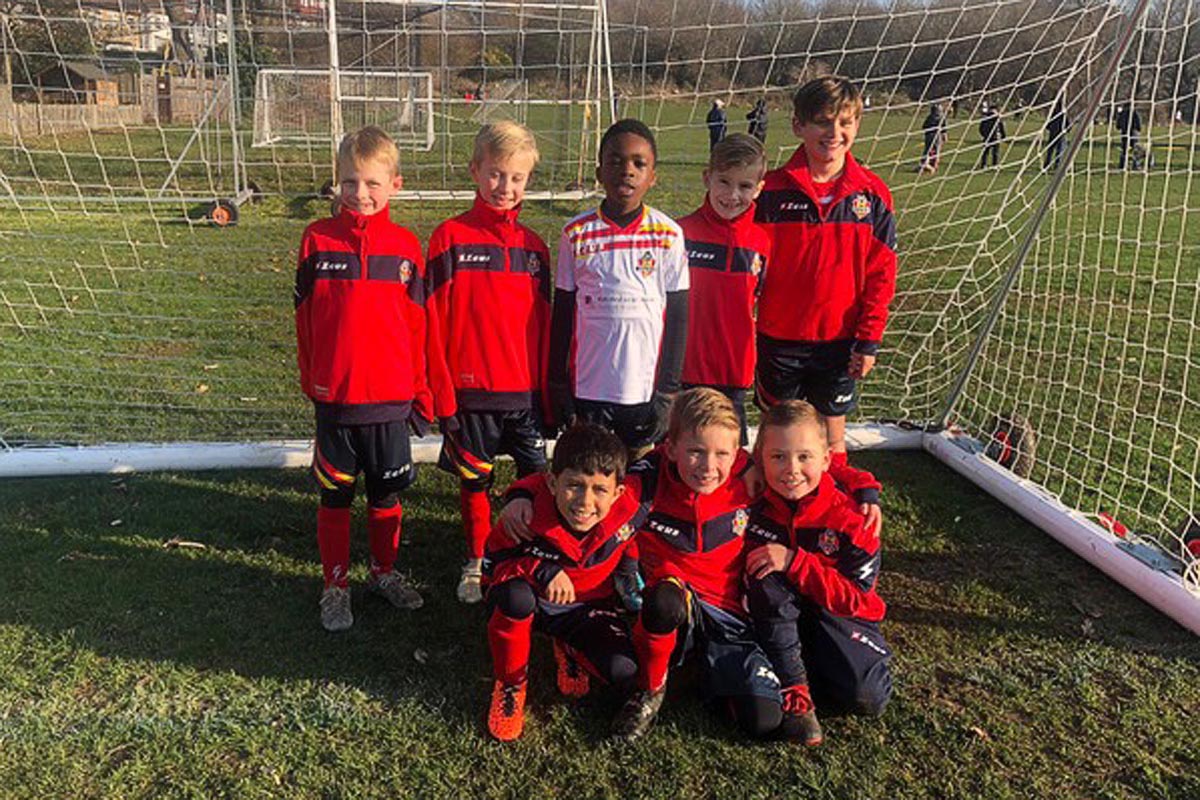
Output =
[
  {"x1": 747, "y1": 98, "x2": 768, "y2": 143},
  {"x1": 707, "y1": 99, "x2": 728, "y2": 150},
  {"x1": 977, "y1": 105, "x2": 1005, "y2": 168},
  {"x1": 920, "y1": 103, "x2": 946, "y2": 173},
  {"x1": 1115, "y1": 105, "x2": 1143, "y2": 169},
  {"x1": 1043, "y1": 98, "x2": 1068, "y2": 172}
]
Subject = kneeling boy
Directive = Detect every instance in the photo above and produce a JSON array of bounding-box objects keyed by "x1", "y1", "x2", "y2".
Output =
[
  {"x1": 744, "y1": 400, "x2": 893, "y2": 746},
  {"x1": 613, "y1": 388, "x2": 782, "y2": 742},
  {"x1": 482, "y1": 423, "x2": 648, "y2": 741}
]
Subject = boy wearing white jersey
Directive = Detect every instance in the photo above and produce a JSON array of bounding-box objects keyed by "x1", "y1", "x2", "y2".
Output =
[{"x1": 548, "y1": 119, "x2": 690, "y2": 456}]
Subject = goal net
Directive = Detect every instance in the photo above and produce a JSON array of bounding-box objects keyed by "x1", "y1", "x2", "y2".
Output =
[
  {"x1": 0, "y1": 1, "x2": 1197, "y2": 624},
  {"x1": 252, "y1": 69, "x2": 435, "y2": 151}
]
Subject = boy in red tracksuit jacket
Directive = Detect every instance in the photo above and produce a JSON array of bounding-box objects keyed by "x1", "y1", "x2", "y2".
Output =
[
  {"x1": 678, "y1": 133, "x2": 771, "y2": 445},
  {"x1": 744, "y1": 400, "x2": 893, "y2": 746},
  {"x1": 754, "y1": 76, "x2": 895, "y2": 529},
  {"x1": 425, "y1": 121, "x2": 553, "y2": 605},
  {"x1": 612, "y1": 388, "x2": 784, "y2": 742},
  {"x1": 295, "y1": 126, "x2": 432, "y2": 632},
  {"x1": 481, "y1": 423, "x2": 648, "y2": 741}
]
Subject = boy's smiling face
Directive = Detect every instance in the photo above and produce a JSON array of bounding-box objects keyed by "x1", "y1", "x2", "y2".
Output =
[
  {"x1": 547, "y1": 468, "x2": 625, "y2": 533},
  {"x1": 470, "y1": 149, "x2": 536, "y2": 211},
  {"x1": 757, "y1": 419, "x2": 830, "y2": 501},
  {"x1": 666, "y1": 424, "x2": 739, "y2": 495},
  {"x1": 338, "y1": 156, "x2": 402, "y2": 215},
  {"x1": 793, "y1": 108, "x2": 860, "y2": 177},
  {"x1": 597, "y1": 132, "x2": 657, "y2": 217},
  {"x1": 703, "y1": 162, "x2": 765, "y2": 220}
]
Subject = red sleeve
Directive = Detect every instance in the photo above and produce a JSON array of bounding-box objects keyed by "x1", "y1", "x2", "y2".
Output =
[
  {"x1": 785, "y1": 512, "x2": 882, "y2": 617},
  {"x1": 854, "y1": 188, "x2": 897, "y2": 347},
  {"x1": 404, "y1": 236, "x2": 433, "y2": 421},
  {"x1": 424, "y1": 223, "x2": 457, "y2": 419}
]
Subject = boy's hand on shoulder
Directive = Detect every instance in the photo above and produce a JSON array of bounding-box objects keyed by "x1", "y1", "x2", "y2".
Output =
[
  {"x1": 746, "y1": 543, "x2": 793, "y2": 579},
  {"x1": 859, "y1": 502, "x2": 882, "y2": 536},
  {"x1": 544, "y1": 571, "x2": 576, "y2": 604},
  {"x1": 499, "y1": 497, "x2": 535, "y2": 542},
  {"x1": 849, "y1": 352, "x2": 876, "y2": 379}
]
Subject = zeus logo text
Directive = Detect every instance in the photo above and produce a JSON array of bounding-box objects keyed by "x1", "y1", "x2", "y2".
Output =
[
  {"x1": 457, "y1": 253, "x2": 491, "y2": 263},
  {"x1": 315, "y1": 261, "x2": 349, "y2": 272},
  {"x1": 647, "y1": 519, "x2": 682, "y2": 538},
  {"x1": 687, "y1": 250, "x2": 718, "y2": 261},
  {"x1": 780, "y1": 202, "x2": 809, "y2": 211},
  {"x1": 747, "y1": 524, "x2": 783, "y2": 543}
]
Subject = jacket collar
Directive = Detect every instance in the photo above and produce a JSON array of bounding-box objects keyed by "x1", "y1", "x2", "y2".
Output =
[
  {"x1": 336, "y1": 203, "x2": 392, "y2": 233},
  {"x1": 699, "y1": 195, "x2": 758, "y2": 231},
  {"x1": 760, "y1": 472, "x2": 837, "y2": 526},
  {"x1": 780, "y1": 148, "x2": 870, "y2": 214},
  {"x1": 598, "y1": 203, "x2": 646, "y2": 233},
  {"x1": 468, "y1": 193, "x2": 522, "y2": 227}
]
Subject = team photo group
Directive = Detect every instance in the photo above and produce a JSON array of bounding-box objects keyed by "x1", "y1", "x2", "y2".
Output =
[{"x1": 295, "y1": 75, "x2": 897, "y2": 745}]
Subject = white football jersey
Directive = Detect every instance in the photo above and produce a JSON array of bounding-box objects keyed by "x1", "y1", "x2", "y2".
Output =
[{"x1": 557, "y1": 205, "x2": 689, "y2": 404}]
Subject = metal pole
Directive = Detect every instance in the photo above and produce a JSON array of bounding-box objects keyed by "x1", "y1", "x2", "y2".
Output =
[
  {"x1": 327, "y1": 0, "x2": 343, "y2": 176},
  {"x1": 224, "y1": 0, "x2": 241, "y2": 196},
  {"x1": 934, "y1": 0, "x2": 1156, "y2": 429}
]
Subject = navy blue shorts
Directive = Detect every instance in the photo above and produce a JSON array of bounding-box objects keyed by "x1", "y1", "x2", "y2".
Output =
[
  {"x1": 438, "y1": 408, "x2": 546, "y2": 490},
  {"x1": 673, "y1": 594, "x2": 781, "y2": 702},
  {"x1": 755, "y1": 334, "x2": 858, "y2": 417},
  {"x1": 312, "y1": 417, "x2": 416, "y2": 497},
  {"x1": 574, "y1": 398, "x2": 661, "y2": 452},
  {"x1": 536, "y1": 598, "x2": 637, "y2": 686}
]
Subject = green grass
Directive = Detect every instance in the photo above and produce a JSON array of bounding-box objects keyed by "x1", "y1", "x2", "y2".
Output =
[{"x1": 1, "y1": 452, "x2": 1197, "y2": 799}]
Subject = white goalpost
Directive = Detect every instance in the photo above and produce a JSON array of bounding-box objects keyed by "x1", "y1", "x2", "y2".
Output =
[{"x1": 1, "y1": 0, "x2": 1198, "y2": 632}]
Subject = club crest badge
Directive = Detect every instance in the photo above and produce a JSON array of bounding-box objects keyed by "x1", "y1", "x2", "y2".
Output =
[
  {"x1": 616, "y1": 522, "x2": 635, "y2": 542},
  {"x1": 639, "y1": 251, "x2": 656, "y2": 277},
  {"x1": 399, "y1": 259, "x2": 413, "y2": 285},
  {"x1": 818, "y1": 529, "x2": 840, "y2": 555},
  {"x1": 851, "y1": 194, "x2": 871, "y2": 221},
  {"x1": 733, "y1": 508, "x2": 749, "y2": 537},
  {"x1": 750, "y1": 253, "x2": 764, "y2": 277},
  {"x1": 527, "y1": 251, "x2": 542, "y2": 276}
]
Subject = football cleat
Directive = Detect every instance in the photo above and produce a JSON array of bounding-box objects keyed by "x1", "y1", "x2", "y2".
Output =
[
  {"x1": 779, "y1": 683, "x2": 823, "y2": 747},
  {"x1": 552, "y1": 639, "x2": 590, "y2": 698},
  {"x1": 319, "y1": 585, "x2": 353, "y2": 632},
  {"x1": 611, "y1": 686, "x2": 666, "y2": 742},
  {"x1": 367, "y1": 570, "x2": 424, "y2": 610},
  {"x1": 487, "y1": 680, "x2": 527, "y2": 742},
  {"x1": 456, "y1": 559, "x2": 484, "y2": 604}
]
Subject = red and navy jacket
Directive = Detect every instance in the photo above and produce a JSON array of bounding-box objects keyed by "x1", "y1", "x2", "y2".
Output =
[
  {"x1": 294, "y1": 204, "x2": 432, "y2": 424},
  {"x1": 425, "y1": 196, "x2": 552, "y2": 418},
  {"x1": 754, "y1": 148, "x2": 897, "y2": 355},
  {"x1": 679, "y1": 197, "x2": 770, "y2": 389},
  {"x1": 483, "y1": 472, "x2": 648, "y2": 603},
  {"x1": 632, "y1": 447, "x2": 755, "y2": 616},
  {"x1": 746, "y1": 473, "x2": 886, "y2": 621}
]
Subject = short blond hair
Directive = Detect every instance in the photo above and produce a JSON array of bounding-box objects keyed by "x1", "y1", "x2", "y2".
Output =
[
  {"x1": 755, "y1": 400, "x2": 828, "y2": 452},
  {"x1": 472, "y1": 120, "x2": 540, "y2": 167},
  {"x1": 792, "y1": 76, "x2": 864, "y2": 125},
  {"x1": 668, "y1": 387, "x2": 741, "y2": 442},
  {"x1": 337, "y1": 125, "x2": 400, "y2": 177}
]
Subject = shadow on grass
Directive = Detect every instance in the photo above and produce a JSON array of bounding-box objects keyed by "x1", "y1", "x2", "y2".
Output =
[{"x1": 0, "y1": 468, "x2": 494, "y2": 730}]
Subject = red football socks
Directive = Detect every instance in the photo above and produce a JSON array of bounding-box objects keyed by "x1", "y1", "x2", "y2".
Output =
[
  {"x1": 488, "y1": 607, "x2": 533, "y2": 685},
  {"x1": 633, "y1": 618, "x2": 677, "y2": 692},
  {"x1": 367, "y1": 503, "x2": 403, "y2": 576},
  {"x1": 460, "y1": 486, "x2": 492, "y2": 559},
  {"x1": 317, "y1": 505, "x2": 351, "y2": 588}
]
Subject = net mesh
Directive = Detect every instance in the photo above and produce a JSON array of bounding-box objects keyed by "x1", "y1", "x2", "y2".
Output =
[{"x1": 1, "y1": 0, "x2": 1198, "y2": 577}]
